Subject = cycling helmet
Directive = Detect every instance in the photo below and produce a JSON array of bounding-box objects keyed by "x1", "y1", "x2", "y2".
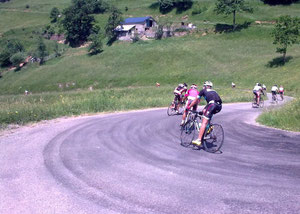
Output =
[
  {"x1": 204, "y1": 81, "x2": 213, "y2": 87},
  {"x1": 183, "y1": 83, "x2": 188, "y2": 87},
  {"x1": 256, "y1": 83, "x2": 259, "y2": 86},
  {"x1": 191, "y1": 84, "x2": 197, "y2": 89},
  {"x1": 258, "y1": 83, "x2": 262, "y2": 86},
  {"x1": 178, "y1": 83, "x2": 184, "y2": 87}
]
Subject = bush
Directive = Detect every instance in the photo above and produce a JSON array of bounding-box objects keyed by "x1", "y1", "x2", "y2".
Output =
[
  {"x1": 88, "y1": 33, "x2": 103, "y2": 55},
  {"x1": 0, "y1": 40, "x2": 24, "y2": 67},
  {"x1": 192, "y1": 3, "x2": 207, "y2": 15},
  {"x1": 155, "y1": 25, "x2": 164, "y2": 40},
  {"x1": 10, "y1": 52, "x2": 26, "y2": 68},
  {"x1": 50, "y1": 7, "x2": 60, "y2": 23}
]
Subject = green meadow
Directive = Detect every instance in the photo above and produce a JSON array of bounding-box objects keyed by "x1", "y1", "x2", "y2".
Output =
[{"x1": 0, "y1": 0, "x2": 299, "y2": 130}]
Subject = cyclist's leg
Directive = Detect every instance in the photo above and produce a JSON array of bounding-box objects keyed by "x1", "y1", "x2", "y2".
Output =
[
  {"x1": 174, "y1": 94, "x2": 180, "y2": 111},
  {"x1": 181, "y1": 99, "x2": 191, "y2": 125},
  {"x1": 192, "y1": 103, "x2": 215, "y2": 146},
  {"x1": 257, "y1": 91, "x2": 260, "y2": 105}
]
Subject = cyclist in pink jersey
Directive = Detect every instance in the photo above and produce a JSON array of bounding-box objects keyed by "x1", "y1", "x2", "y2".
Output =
[{"x1": 181, "y1": 84, "x2": 199, "y2": 126}]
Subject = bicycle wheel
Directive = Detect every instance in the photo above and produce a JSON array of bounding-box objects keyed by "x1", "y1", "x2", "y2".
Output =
[
  {"x1": 180, "y1": 120, "x2": 196, "y2": 147},
  {"x1": 252, "y1": 98, "x2": 257, "y2": 108},
  {"x1": 178, "y1": 102, "x2": 185, "y2": 115},
  {"x1": 259, "y1": 97, "x2": 264, "y2": 108},
  {"x1": 203, "y1": 124, "x2": 224, "y2": 153},
  {"x1": 167, "y1": 102, "x2": 176, "y2": 116}
]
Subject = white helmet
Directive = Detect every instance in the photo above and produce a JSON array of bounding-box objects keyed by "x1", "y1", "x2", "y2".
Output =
[
  {"x1": 204, "y1": 81, "x2": 213, "y2": 87},
  {"x1": 178, "y1": 83, "x2": 184, "y2": 87},
  {"x1": 191, "y1": 84, "x2": 197, "y2": 89}
]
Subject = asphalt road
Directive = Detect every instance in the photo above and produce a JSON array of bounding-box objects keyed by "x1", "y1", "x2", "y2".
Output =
[{"x1": 0, "y1": 95, "x2": 300, "y2": 214}]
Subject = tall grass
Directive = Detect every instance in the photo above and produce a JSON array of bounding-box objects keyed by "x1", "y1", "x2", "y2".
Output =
[
  {"x1": 0, "y1": 86, "x2": 251, "y2": 127},
  {"x1": 257, "y1": 99, "x2": 300, "y2": 132}
]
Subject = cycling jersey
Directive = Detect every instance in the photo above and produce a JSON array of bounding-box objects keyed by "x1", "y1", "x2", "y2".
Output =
[
  {"x1": 271, "y1": 86, "x2": 278, "y2": 92},
  {"x1": 197, "y1": 88, "x2": 222, "y2": 120},
  {"x1": 279, "y1": 87, "x2": 284, "y2": 93},
  {"x1": 185, "y1": 88, "x2": 198, "y2": 100},
  {"x1": 174, "y1": 86, "x2": 187, "y2": 95},
  {"x1": 253, "y1": 86, "x2": 262, "y2": 92},
  {"x1": 198, "y1": 88, "x2": 222, "y2": 104}
]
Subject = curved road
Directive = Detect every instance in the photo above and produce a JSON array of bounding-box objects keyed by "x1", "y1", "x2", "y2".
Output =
[{"x1": 0, "y1": 95, "x2": 300, "y2": 214}]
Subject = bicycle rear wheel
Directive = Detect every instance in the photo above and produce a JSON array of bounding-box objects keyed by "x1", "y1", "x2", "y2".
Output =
[
  {"x1": 178, "y1": 102, "x2": 185, "y2": 115},
  {"x1": 259, "y1": 97, "x2": 264, "y2": 108},
  {"x1": 180, "y1": 120, "x2": 196, "y2": 147},
  {"x1": 203, "y1": 124, "x2": 224, "y2": 153},
  {"x1": 167, "y1": 102, "x2": 176, "y2": 116}
]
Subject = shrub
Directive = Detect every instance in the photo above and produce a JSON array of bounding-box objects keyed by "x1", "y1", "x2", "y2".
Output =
[
  {"x1": 10, "y1": 52, "x2": 26, "y2": 69},
  {"x1": 155, "y1": 25, "x2": 164, "y2": 40},
  {"x1": 0, "y1": 40, "x2": 24, "y2": 67}
]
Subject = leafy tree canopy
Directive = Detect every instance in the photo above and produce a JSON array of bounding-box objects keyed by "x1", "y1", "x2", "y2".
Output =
[
  {"x1": 50, "y1": 7, "x2": 60, "y2": 23},
  {"x1": 272, "y1": 15, "x2": 300, "y2": 62},
  {"x1": 214, "y1": 0, "x2": 253, "y2": 27},
  {"x1": 105, "y1": 7, "x2": 122, "y2": 41}
]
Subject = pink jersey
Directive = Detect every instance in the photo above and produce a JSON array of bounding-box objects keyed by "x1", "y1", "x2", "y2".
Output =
[{"x1": 185, "y1": 89, "x2": 198, "y2": 100}]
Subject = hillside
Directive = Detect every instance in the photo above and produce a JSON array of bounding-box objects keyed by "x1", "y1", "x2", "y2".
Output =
[{"x1": 0, "y1": 0, "x2": 299, "y2": 130}]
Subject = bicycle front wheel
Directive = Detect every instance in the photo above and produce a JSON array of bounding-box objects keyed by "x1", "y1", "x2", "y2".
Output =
[
  {"x1": 180, "y1": 120, "x2": 196, "y2": 147},
  {"x1": 203, "y1": 124, "x2": 224, "y2": 153},
  {"x1": 167, "y1": 102, "x2": 176, "y2": 116},
  {"x1": 178, "y1": 103, "x2": 185, "y2": 115}
]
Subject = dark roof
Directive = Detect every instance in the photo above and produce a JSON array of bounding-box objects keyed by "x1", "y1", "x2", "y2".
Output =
[{"x1": 122, "y1": 16, "x2": 153, "y2": 24}]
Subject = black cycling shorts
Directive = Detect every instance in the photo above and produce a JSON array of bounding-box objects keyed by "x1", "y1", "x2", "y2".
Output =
[
  {"x1": 271, "y1": 91, "x2": 277, "y2": 96},
  {"x1": 203, "y1": 103, "x2": 222, "y2": 120}
]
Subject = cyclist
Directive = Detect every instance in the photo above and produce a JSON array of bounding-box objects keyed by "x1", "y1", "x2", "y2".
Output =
[
  {"x1": 181, "y1": 84, "x2": 199, "y2": 126},
  {"x1": 262, "y1": 84, "x2": 267, "y2": 92},
  {"x1": 271, "y1": 84, "x2": 279, "y2": 101},
  {"x1": 187, "y1": 81, "x2": 222, "y2": 147},
  {"x1": 279, "y1": 85, "x2": 284, "y2": 100},
  {"x1": 173, "y1": 83, "x2": 188, "y2": 113},
  {"x1": 253, "y1": 83, "x2": 263, "y2": 106}
]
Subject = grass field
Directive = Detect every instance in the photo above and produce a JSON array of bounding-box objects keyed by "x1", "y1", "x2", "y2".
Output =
[
  {"x1": 0, "y1": 0, "x2": 299, "y2": 130},
  {"x1": 0, "y1": 86, "x2": 252, "y2": 127}
]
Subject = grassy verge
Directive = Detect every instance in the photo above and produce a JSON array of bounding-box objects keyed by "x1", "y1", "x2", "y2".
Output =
[
  {"x1": 0, "y1": 86, "x2": 251, "y2": 127},
  {"x1": 257, "y1": 98, "x2": 300, "y2": 132}
]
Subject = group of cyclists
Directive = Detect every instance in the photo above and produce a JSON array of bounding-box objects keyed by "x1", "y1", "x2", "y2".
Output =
[
  {"x1": 172, "y1": 81, "x2": 222, "y2": 147},
  {"x1": 252, "y1": 83, "x2": 284, "y2": 106},
  {"x1": 172, "y1": 81, "x2": 285, "y2": 147}
]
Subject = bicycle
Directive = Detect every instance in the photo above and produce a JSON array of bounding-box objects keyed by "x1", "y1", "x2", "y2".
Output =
[
  {"x1": 180, "y1": 110, "x2": 224, "y2": 153},
  {"x1": 252, "y1": 95, "x2": 264, "y2": 108},
  {"x1": 167, "y1": 99, "x2": 186, "y2": 116}
]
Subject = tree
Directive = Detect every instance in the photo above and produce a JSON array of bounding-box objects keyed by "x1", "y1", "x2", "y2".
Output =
[
  {"x1": 158, "y1": 0, "x2": 174, "y2": 12},
  {"x1": 272, "y1": 15, "x2": 300, "y2": 63},
  {"x1": 88, "y1": 33, "x2": 103, "y2": 55},
  {"x1": 10, "y1": 52, "x2": 26, "y2": 70},
  {"x1": 0, "y1": 40, "x2": 24, "y2": 67},
  {"x1": 50, "y1": 7, "x2": 60, "y2": 23},
  {"x1": 62, "y1": 1, "x2": 95, "y2": 47},
  {"x1": 35, "y1": 37, "x2": 48, "y2": 65},
  {"x1": 155, "y1": 25, "x2": 164, "y2": 40},
  {"x1": 214, "y1": 0, "x2": 253, "y2": 28},
  {"x1": 105, "y1": 7, "x2": 122, "y2": 42}
]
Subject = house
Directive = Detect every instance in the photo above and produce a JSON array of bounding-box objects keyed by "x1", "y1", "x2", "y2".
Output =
[{"x1": 115, "y1": 16, "x2": 157, "y2": 40}]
